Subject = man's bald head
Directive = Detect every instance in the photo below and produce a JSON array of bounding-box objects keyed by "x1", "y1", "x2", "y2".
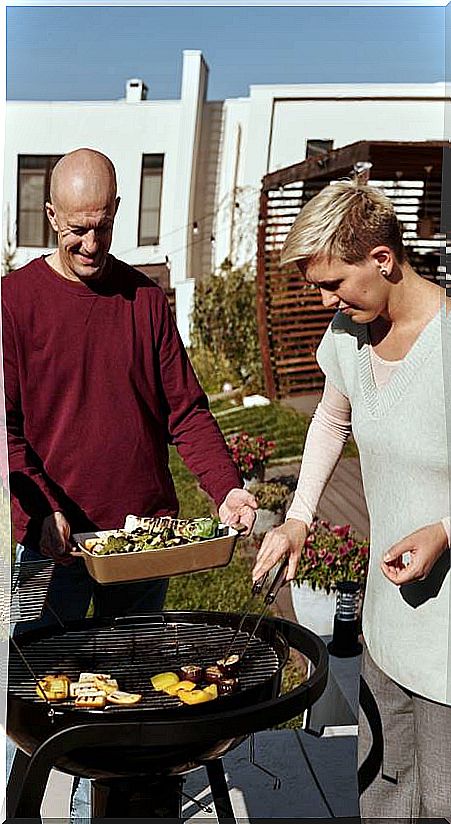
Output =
[
  {"x1": 45, "y1": 148, "x2": 120, "y2": 282},
  {"x1": 50, "y1": 148, "x2": 117, "y2": 213}
]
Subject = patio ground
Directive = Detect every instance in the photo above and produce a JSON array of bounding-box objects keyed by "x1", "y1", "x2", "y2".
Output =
[{"x1": 41, "y1": 727, "x2": 359, "y2": 820}]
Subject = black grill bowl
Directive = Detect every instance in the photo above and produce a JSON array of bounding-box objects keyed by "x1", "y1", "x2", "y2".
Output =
[{"x1": 8, "y1": 611, "x2": 328, "y2": 779}]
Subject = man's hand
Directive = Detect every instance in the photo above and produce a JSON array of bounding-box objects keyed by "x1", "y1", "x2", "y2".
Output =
[
  {"x1": 40, "y1": 511, "x2": 74, "y2": 565},
  {"x1": 381, "y1": 522, "x2": 449, "y2": 586},
  {"x1": 252, "y1": 519, "x2": 309, "y2": 584},
  {"x1": 218, "y1": 488, "x2": 257, "y2": 535}
]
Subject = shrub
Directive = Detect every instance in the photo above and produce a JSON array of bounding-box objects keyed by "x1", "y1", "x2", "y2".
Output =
[
  {"x1": 190, "y1": 261, "x2": 264, "y2": 392},
  {"x1": 188, "y1": 345, "x2": 241, "y2": 395},
  {"x1": 249, "y1": 481, "x2": 291, "y2": 513}
]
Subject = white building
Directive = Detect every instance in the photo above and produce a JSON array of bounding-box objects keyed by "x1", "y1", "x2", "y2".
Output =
[{"x1": 3, "y1": 49, "x2": 447, "y2": 343}]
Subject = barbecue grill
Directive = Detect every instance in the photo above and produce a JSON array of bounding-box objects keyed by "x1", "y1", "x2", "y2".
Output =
[{"x1": 7, "y1": 562, "x2": 328, "y2": 820}]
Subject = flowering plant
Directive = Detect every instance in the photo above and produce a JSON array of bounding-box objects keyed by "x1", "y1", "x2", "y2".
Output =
[
  {"x1": 249, "y1": 481, "x2": 291, "y2": 513},
  {"x1": 227, "y1": 432, "x2": 276, "y2": 479},
  {"x1": 293, "y1": 518, "x2": 369, "y2": 594}
]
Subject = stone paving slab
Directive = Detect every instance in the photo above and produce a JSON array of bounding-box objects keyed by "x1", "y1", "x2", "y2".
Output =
[{"x1": 40, "y1": 728, "x2": 359, "y2": 821}]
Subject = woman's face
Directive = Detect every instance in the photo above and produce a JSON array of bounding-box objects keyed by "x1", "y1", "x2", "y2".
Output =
[{"x1": 303, "y1": 251, "x2": 392, "y2": 324}]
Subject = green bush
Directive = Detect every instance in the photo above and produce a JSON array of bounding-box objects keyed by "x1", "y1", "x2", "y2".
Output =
[
  {"x1": 190, "y1": 261, "x2": 264, "y2": 393},
  {"x1": 188, "y1": 346, "x2": 241, "y2": 395}
]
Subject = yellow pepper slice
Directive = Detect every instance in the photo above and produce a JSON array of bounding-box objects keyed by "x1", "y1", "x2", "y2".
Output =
[
  {"x1": 150, "y1": 672, "x2": 180, "y2": 691},
  {"x1": 163, "y1": 680, "x2": 197, "y2": 696},
  {"x1": 178, "y1": 689, "x2": 214, "y2": 705}
]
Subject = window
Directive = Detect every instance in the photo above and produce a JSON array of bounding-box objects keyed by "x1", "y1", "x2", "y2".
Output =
[
  {"x1": 138, "y1": 154, "x2": 164, "y2": 246},
  {"x1": 17, "y1": 155, "x2": 62, "y2": 247},
  {"x1": 306, "y1": 139, "x2": 334, "y2": 159}
]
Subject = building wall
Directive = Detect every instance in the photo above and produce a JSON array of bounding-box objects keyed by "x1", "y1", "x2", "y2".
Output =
[
  {"x1": 3, "y1": 51, "x2": 208, "y2": 343},
  {"x1": 3, "y1": 51, "x2": 447, "y2": 341},
  {"x1": 214, "y1": 83, "x2": 446, "y2": 270}
]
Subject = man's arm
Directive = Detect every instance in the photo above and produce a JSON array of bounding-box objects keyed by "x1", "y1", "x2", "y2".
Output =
[{"x1": 2, "y1": 302, "x2": 71, "y2": 558}]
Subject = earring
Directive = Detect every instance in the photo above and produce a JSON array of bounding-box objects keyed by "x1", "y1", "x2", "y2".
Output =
[{"x1": 380, "y1": 267, "x2": 389, "y2": 278}]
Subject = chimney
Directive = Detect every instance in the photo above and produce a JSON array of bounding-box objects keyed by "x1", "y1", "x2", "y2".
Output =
[{"x1": 126, "y1": 79, "x2": 148, "y2": 102}]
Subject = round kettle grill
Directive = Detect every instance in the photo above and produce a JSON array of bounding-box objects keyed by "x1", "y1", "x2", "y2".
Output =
[{"x1": 7, "y1": 561, "x2": 328, "y2": 820}]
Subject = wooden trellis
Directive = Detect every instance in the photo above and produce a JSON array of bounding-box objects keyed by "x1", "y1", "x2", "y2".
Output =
[{"x1": 257, "y1": 140, "x2": 448, "y2": 399}]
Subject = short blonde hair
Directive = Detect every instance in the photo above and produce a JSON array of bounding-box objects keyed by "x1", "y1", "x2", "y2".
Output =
[{"x1": 281, "y1": 178, "x2": 405, "y2": 271}]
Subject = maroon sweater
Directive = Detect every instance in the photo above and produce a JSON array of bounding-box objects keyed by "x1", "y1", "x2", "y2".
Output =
[{"x1": 2, "y1": 256, "x2": 242, "y2": 544}]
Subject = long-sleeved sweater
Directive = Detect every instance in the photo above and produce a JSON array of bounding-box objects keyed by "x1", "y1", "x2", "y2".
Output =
[{"x1": 1, "y1": 255, "x2": 242, "y2": 545}]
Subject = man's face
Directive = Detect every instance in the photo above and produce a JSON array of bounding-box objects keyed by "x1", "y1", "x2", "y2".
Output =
[{"x1": 46, "y1": 198, "x2": 119, "y2": 281}]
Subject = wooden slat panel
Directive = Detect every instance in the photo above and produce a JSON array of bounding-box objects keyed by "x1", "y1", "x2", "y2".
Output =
[{"x1": 257, "y1": 142, "x2": 445, "y2": 399}]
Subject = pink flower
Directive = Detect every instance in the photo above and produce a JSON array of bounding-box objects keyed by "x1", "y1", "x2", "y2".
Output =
[
  {"x1": 359, "y1": 545, "x2": 369, "y2": 557},
  {"x1": 318, "y1": 548, "x2": 327, "y2": 559},
  {"x1": 324, "y1": 552, "x2": 335, "y2": 566},
  {"x1": 338, "y1": 544, "x2": 350, "y2": 557},
  {"x1": 306, "y1": 547, "x2": 317, "y2": 562},
  {"x1": 331, "y1": 524, "x2": 351, "y2": 539}
]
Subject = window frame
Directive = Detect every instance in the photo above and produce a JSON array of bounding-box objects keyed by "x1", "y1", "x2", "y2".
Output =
[
  {"x1": 305, "y1": 139, "x2": 334, "y2": 160},
  {"x1": 17, "y1": 154, "x2": 62, "y2": 248},
  {"x1": 138, "y1": 154, "x2": 164, "y2": 247}
]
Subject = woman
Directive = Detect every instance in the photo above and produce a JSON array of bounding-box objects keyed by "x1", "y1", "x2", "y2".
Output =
[{"x1": 252, "y1": 175, "x2": 451, "y2": 818}]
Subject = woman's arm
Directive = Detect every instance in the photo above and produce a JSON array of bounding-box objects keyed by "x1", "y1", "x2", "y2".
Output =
[{"x1": 252, "y1": 379, "x2": 352, "y2": 582}]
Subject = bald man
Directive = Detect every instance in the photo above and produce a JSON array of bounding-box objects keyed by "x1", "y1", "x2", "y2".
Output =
[{"x1": 2, "y1": 148, "x2": 256, "y2": 626}]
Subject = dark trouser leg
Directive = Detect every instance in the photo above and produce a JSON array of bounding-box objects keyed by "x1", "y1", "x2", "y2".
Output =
[
  {"x1": 13, "y1": 544, "x2": 93, "y2": 637},
  {"x1": 358, "y1": 644, "x2": 420, "y2": 820},
  {"x1": 92, "y1": 576, "x2": 169, "y2": 618}
]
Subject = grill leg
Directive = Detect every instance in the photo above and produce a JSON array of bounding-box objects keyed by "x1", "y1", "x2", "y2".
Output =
[
  {"x1": 206, "y1": 759, "x2": 236, "y2": 823},
  {"x1": 91, "y1": 775, "x2": 184, "y2": 818},
  {"x1": 7, "y1": 748, "x2": 33, "y2": 819}
]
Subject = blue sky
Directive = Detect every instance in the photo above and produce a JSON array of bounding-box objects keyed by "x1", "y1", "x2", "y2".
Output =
[{"x1": 7, "y1": 6, "x2": 445, "y2": 101}]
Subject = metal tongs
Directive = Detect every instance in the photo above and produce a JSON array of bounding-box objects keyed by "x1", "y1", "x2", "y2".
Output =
[{"x1": 223, "y1": 556, "x2": 289, "y2": 662}]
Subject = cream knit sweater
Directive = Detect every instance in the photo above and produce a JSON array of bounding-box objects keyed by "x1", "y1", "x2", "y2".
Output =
[{"x1": 292, "y1": 307, "x2": 451, "y2": 704}]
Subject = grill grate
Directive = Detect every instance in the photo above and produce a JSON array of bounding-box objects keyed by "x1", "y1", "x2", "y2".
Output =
[
  {"x1": 8, "y1": 620, "x2": 282, "y2": 713},
  {"x1": 9, "y1": 560, "x2": 55, "y2": 624}
]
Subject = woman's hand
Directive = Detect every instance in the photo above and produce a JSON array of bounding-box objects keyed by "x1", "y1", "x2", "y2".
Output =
[
  {"x1": 252, "y1": 518, "x2": 309, "y2": 584},
  {"x1": 381, "y1": 522, "x2": 449, "y2": 585}
]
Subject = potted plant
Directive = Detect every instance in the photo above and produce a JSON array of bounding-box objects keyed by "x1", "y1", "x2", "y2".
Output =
[
  {"x1": 249, "y1": 481, "x2": 291, "y2": 537},
  {"x1": 290, "y1": 519, "x2": 369, "y2": 636},
  {"x1": 227, "y1": 432, "x2": 275, "y2": 485}
]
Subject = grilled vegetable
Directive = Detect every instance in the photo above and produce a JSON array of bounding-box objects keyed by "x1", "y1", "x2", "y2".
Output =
[
  {"x1": 203, "y1": 683, "x2": 218, "y2": 699},
  {"x1": 217, "y1": 677, "x2": 239, "y2": 696},
  {"x1": 179, "y1": 665, "x2": 203, "y2": 684},
  {"x1": 204, "y1": 665, "x2": 224, "y2": 684},
  {"x1": 82, "y1": 515, "x2": 222, "y2": 557},
  {"x1": 217, "y1": 654, "x2": 240, "y2": 677},
  {"x1": 94, "y1": 676, "x2": 119, "y2": 695},
  {"x1": 150, "y1": 672, "x2": 180, "y2": 691},
  {"x1": 75, "y1": 692, "x2": 107, "y2": 708},
  {"x1": 172, "y1": 517, "x2": 219, "y2": 540},
  {"x1": 106, "y1": 690, "x2": 142, "y2": 705},
  {"x1": 36, "y1": 675, "x2": 70, "y2": 702},
  {"x1": 163, "y1": 680, "x2": 197, "y2": 696},
  {"x1": 178, "y1": 688, "x2": 216, "y2": 705}
]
